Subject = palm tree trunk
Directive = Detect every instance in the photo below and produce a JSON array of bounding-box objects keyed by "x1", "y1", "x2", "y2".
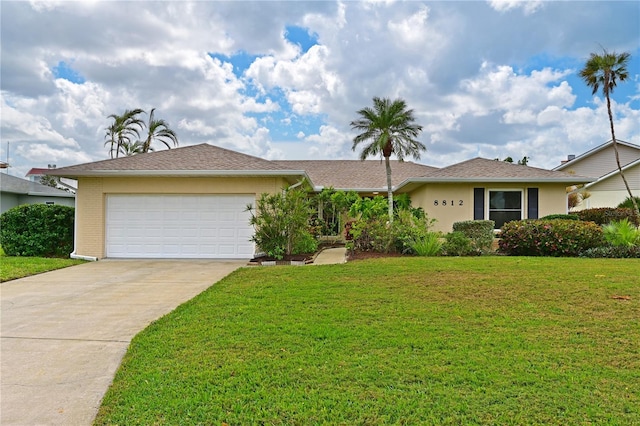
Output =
[
  {"x1": 385, "y1": 155, "x2": 393, "y2": 223},
  {"x1": 606, "y1": 92, "x2": 640, "y2": 218}
]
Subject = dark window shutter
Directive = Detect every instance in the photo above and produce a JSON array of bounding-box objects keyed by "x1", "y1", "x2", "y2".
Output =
[
  {"x1": 528, "y1": 188, "x2": 539, "y2": 219},
  {"x1": 474, "y1": 188, "x2": 484, "y2": 220}
]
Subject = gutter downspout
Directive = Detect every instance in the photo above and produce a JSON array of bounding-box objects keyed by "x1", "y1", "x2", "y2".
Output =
[{"x1": 69, "y1": 195, "x2": 97, "y2": 261}]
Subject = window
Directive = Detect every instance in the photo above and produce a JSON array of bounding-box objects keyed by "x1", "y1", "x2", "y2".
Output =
[{"x1": 489, "y1": 190, "x2": 522, "y2": 229}]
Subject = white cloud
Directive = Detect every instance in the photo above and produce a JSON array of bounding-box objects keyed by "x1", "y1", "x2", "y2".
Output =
[
  {"x1": 0, "y1": 0, "x2": 638, "y2": 175},
  {"x1": 487, "y1": 0, "x2": 544, "y2": 15}
]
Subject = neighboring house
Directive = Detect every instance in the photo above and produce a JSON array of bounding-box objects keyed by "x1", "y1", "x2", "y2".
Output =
[
  {"x1": 49, "y1": 143, "x2": 592, "y2": 260},
  {"x1": 0, "y1": 173, "x2": 76, "y2": 214},
  {"x1": 553, "y1": 140, "x2": 640, "y2": 210},
  {"x1": 26, "y1": 166, "x2": 77, "y2": 193}
]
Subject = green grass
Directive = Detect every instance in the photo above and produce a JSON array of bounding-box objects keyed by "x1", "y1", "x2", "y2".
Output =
[
  {"x1": 95, "y1": 257, "x2": 640, "y2": 425},
  {"x1": 0, "y1": 253, "x2": 85, "y2": 282}
]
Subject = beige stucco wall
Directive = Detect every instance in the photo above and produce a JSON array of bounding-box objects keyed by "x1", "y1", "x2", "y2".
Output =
[
  {"x1": 74, "y1": 176, "x2": 287, "y2": 259},
  {"x1": 409, "y1": 182, "x2": 569, "y2": 233}
]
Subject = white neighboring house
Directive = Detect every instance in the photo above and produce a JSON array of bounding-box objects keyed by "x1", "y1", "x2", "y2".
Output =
[
  {"x1": 26, "y1": 166, "x2": 77, "y2": 193},
  {"x1": 554, "y1": 140, "x2": 640, "y2": 210}
]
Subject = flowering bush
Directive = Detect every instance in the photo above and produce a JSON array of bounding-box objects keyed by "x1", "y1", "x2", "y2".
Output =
[{"x1": 498, "y1": 219, "x2": 604, "y2": 257}]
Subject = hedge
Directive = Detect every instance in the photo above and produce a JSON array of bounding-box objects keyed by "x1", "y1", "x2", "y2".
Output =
[
  {"x1": 576, "y1": 207, "x2": 639, "y2": 226},
  {"x1": 0, "y1": 204, "x2": 74, "y2": 257},
  {"x1": 498, "y1": 219, "x2": 604, "y2": 257}
]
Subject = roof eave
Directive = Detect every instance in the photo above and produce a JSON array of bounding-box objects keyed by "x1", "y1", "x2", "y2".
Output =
[
  {"x1": 49, "y1": 169, "x2": 308, "y2": 178},
  {"x1": 401, "y1": 177, "x2": 597, "y2": 184}
]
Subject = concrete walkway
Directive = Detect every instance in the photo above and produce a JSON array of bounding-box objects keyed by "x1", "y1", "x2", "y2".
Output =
[
  {"x1": 313, "y1": 247, "x2": 347, "y2": 265},
  {"x1": 0, "y1": 259, "x2": 244, "y2": 426}
]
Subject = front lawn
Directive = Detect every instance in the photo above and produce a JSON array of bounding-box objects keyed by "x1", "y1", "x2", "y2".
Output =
[
  {"x1": 95, "y1": 257, "x2": 639, "y2": 425},
  {"x1": 0, "y1": 254, "x2": 85, "y2": 282}
]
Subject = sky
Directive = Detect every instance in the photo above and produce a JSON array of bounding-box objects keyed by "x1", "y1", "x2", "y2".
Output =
[{"x1": 1, "y1": 0, "x2": 639, "y2": 179}]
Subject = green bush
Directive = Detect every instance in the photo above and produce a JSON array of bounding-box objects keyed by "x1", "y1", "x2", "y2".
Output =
[
  {"x1": 410, "y1": 232, "x2": 443, "y2": 256},
  {"x1": 0, "y1": 204, "x2": 74, "y2": 257},
  {"x1": 540, "y1": 214, "x2": 579, "y2": 221},
  {"x1": 452, "y1": 220, "x2": 495, "y2": 254},
  {"x1": 441, "y1": 231, "x2": 476, "y2": 256},
  {"x1": 617, "y1": 196, "x2": 640, "y2": 210},
  {"x1": 576, "y1": 207, "x2": 638, "y2": 226},
  {"x1": 348, "y1": 209, "x2": 435, "y2": 254},
  {"x1": 246, "y1": 188, "x2": 317, "y2": 260},
  {"x1": 498, "y1": 219, "x2": 604, "y2": 257},
  {"x1": 579, "y1": 246, "x2": 640, "y2": 258},
  {"x1": 602, "y1": 219, "x2": 640, "y2": 247}
]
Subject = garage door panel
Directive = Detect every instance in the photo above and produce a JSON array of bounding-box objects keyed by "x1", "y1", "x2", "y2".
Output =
[{"x1": 106, "y1": 194, "x2": 254, "y2": 258}]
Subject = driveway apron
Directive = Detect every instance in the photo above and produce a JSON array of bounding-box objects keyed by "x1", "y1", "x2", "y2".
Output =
[{"x1": 1, "y1": 259, "x2": 244, "y2": 426}]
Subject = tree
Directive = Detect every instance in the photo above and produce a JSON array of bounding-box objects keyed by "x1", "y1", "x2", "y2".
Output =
[
  {"x1": 39, "y1": 175, "x2": 59, "y2": 188},
  {"x1": 141, "y1": 108, "x2": 179, "y2": 153},
  {"x1": 579, "y1": 49, "x2": 639, "y2": 218},
  {"x1": 104, "y1": 108, "x2": 145, "y2": 158},
  {"x1": 118, "y1": 140, "x2": 146, "y2": 157},
  {"x1": 350, "y1": 97, "x2": 425, "y2": 222},
  {"x1": 104, "y1": 108, "x2": 178, "y2": 158}
]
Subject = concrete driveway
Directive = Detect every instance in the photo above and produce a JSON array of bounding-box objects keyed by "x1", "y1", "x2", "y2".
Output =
[{"x1": 1, "y1": 259, "x2": 245, "y2": 426}]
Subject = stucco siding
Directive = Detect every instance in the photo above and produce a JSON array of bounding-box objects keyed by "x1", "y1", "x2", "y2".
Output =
[
  {"x1": 1, "y1": 193, "x2": 19, "y2": 213},
  {"x1": 410, "y1": 182, "x2": 568, "y2": 232},
  {"x1": 74, "y1": 176, "x2": 286, "y2": 258}
]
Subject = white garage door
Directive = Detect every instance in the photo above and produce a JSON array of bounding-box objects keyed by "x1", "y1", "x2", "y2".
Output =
[{"x1": 106, "y1": 194, "x2": 255, "y2": 258}]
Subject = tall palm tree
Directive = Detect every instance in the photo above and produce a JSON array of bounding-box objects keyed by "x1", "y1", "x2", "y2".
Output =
[
  {"x1": 579, "y1": 49, "x2": 638, "y2": 218},
  {"x1": 118, "y1": 140, "x2": 146, "y2": 157},
  {"x1": 351, "y1": 97, "x2": 425, "y2": 222},
  {"x1": 104, "y1": 109, "x2": 145, "y2": 158},
  {"x1": 141, "y1": 108, "x2": 179, "y2": 153}
]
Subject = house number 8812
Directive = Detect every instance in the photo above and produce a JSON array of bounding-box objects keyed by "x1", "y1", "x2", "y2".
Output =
[{"x1": 434, "y1": 200, "x2": 464, "y2": 206}]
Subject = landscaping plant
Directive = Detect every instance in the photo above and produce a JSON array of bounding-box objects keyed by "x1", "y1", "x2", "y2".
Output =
[
  {"x1": 452, "y1": 220, "x2": 495, "y2": 254},
  {"x1": 441, "y1": 231, "x2": 475, "y2": 256},
  {"x1": 0, "y1": 204, "x2": 74, "y2": 257},
  {"x1": 576, "y1": 207, "x2": 638, "y2": 226},
  {"x1": 246, "y1": 187, "x2": 317, "y2": 259},
  {"x1": 498, "y1": 219, "x2": 605, "y2": 257},
  {"x1": 602, "y1": 218, "x2": 640, "y2": 247},
  {"x1": 409, "y1": 232, "x2": 443, "y2": 256}
]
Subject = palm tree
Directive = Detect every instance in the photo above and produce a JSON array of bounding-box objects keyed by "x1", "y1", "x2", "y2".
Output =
[
  {"x1": 118, "y1": 140, "x2": 146, "y2": 157},
  {"x1": 141, "y1": 108, "x2": 179, "y2": 153},
  {"x1": 579, "y1": 49, "x2": 639, "y2": 218},
  {"x1": 351, "y1": 97, "x2": 425, "y2": 222},
  {"x1": 104, "y1": 109, "x2": 145, "y2": 158}
]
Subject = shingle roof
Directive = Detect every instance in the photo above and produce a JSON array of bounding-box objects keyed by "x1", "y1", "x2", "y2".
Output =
[
  {"x1": 273, "y1": 160, "x2": 437, "y2": 190},
  {"x1": 48, "y1": 144, "x2": 302, "y2": 176},
  {"x1": 407, "y1": 158, "x2": 594, "y2": 183},
  {"x1": 0, "y1": 173, "x2": 75, "y2": 197}
]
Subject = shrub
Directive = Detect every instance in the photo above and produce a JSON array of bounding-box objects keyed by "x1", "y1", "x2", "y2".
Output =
[
  {"x1": 452, "y1": 220, "x2": 495, "y2": 254},
  {"x1": 348, "y1": 209, "x2": 435, "y2": 254},
  {"x1": 602, "y1": 219, "x2": 640, "y2": 247},
  {"x1": 246, "y1": 188, "x2": 316, "y2": 259},
  {"x1": 410, "y1": 232, "x2": 443, "y2": 256},
  {"x1": 441, "y1": 231, "x2": 475, "y2": 256},
  {"x1": 576, "y1": 207, "x2": 638, "y2": 226},
  {"x1": 540, "y1": 214, "x2": 579, "y2": 221},
  {"x1": 580, "y1": 246, "x2": 640, "y2": 258},
  {"x1": 617, "y1": 196, "x2": 640, "y2": 210},
  {"x1": 347, "y1": 219, "x2": 395, "y2": 253},
  {"x1": 0, "y1": 204, "x2": 74, "y2": 257},
  {"x1": 498, "y1": 219, "x2": 604, "y2": 257}
]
